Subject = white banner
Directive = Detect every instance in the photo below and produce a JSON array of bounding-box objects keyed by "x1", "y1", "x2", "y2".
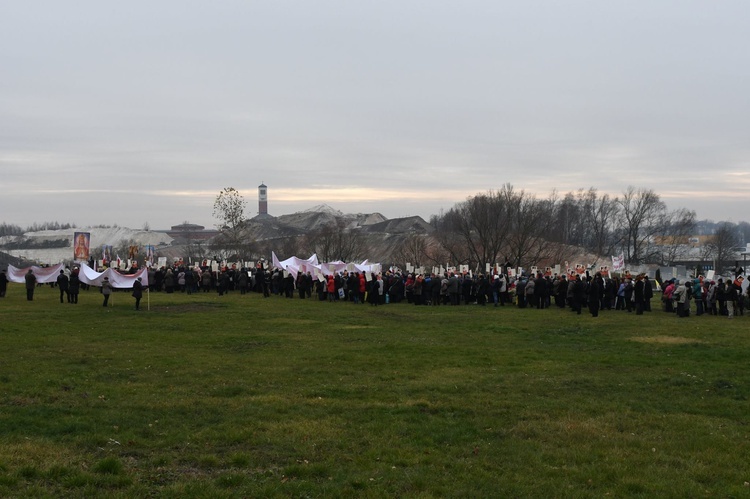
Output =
[
  {"x1": 271, "y1": 252, "x2": 380, "y2": 279},
  {"x1": 7, "y1": 263, "x2": 65, "y2": 284},
  {"x1": 78, "y1": 263, "x2": 149, "y2": 288}
]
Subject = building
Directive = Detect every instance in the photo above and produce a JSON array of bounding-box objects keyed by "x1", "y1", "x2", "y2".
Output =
[
  {"x1": 258, "y1": 183, "x2": 268, "y2": 216},
  {"x1": 165, "y1": 223, "x2": 219, "y2": 242}
]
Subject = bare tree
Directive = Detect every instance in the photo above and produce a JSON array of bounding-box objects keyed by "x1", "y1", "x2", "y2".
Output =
[
  {"x1": 430, "y1": 210, "x2": 473, "y2": 266},
  {"x1": 275, "y1": 235, "x2": 303, "y2": 261},
  {"x1": 550, "y1": 191, "x2": 583, "y2": 246},
  {"x1": 438, "y1": 190, "x2": 511, "y2": 268},
  {"x1": 704, "y1": 222, "x2": 740, "y2": 273},
  {"x1": 431, "y1": 185, "x2": 512, "y2": 266},
  {"x1": 580, "y1": 188, "x2": 620, "y2": 259},
  {"x1": 657, "y1": 208, "x2": 696, "y2": 265},
  {"x1": 304, "y1": 221, "x2": 363, "y2": 262},
  {"x1": 392, "y1": 233, "x2": 430, "y2": 268},
  {"x1": 503, "y1": 185, "x2": 555, "y2": 269},
  {"x1": 616, "y1": 186, "x2": 666, "y2": 264},
  {"x1": 212, "y1": 187, "x2": 247, "y2": 259},
  {"x1": 174, "y1": 221, "x2": 207, "y2": 264},
  {"x1": 420, "y1": 235, "x2": 452, "y2": 269}
]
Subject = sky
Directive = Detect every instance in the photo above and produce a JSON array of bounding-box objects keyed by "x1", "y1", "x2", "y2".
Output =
[{"x1": 2, "y1": 1, "x2": 749, "y2": 230}]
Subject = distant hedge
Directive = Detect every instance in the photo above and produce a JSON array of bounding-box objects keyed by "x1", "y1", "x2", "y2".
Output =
[{"x1": 0, "y1": 238, "x2": 70, "y2": 250}]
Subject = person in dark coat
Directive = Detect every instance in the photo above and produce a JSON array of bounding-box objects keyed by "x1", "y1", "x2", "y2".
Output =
[
  {"x1": 447, "y1": 273, "x2": 460, "y2": 305},
  {"x1": 0, "y1": 269, "x2": 8, "y2": 298},
  {"x1": 476, "y1": 274, "x2": 489, "y2": 306},
  {"x1": 25, "y1": 269, "x2": 37, "y2": 301},
  {"x1": 306, "y1": 272, "x2": 314, "y2": 299},
  {"x1": 430, "y1": 273, "x2": 442, "y2": 306},
  {"x1": 200, "y1": 269, "x2": 211, "y2": 292},
  {"x1": 587, "y1": 273, "x2": 603, "y2": 317},
  {"x1": 571, "y1": 275, "x2": 584, "y2": 315},
  {"x1": 69, "y1": 269, "x2": 80, "y2": 304},
  {"x1": 132, "y1": 277, "x2": 143, "y2": 310},
  {"x1": 623, "y1": 278, "x2": 634, "y2": 312},
  {"x1": 217, "y1": 271, "x2": 230, "y2": 296},
  {"x1": 232, "y1": 268, "x2": 243, "y2": 295},
  {"x1": 413, "y1": 274, "x2": 424, "y2": 305},
  {"x1": 57, "y1": 270, "x2": 70, "y2": 303},
  {"x1": 725, "y1": 279, "x2": 739, "y2": 318},
  {"x1": 296, "y1": 272, "x2": 308, "y2": 299},
  {"x1": 491, "y1": 274, "x2": 502, "y2": 307},
  {"x1": 643, "y1": 276, "x2": 653, "y2": 312},
  {"x1": 535, "y1": 273, "x2": 547, "y2": 309},
  {"x1": 462, "y1": 275, "x2": 474, "y2": 305},
  {"x1": 603, "y1": 278, "x2": 616, "y2": 310},
  {"x1": 284, "y1": 273, "x2": 295, "y2": 298},
  {"x1": 516, "y1": 278, "x2": 527, "y2": 308},
  {"x1": 387, "y1": 274, "x2": 404, "y2": 303},
  {"x1": 368, "y1": 275, "x2": 380, "y2": 306},
  {"x1": 185, "y1": 268, "x2": 196, "y2": 295},
  {"x1": 633, "y1": 274, "x2": 646, "y2": 315},
  {"x1": 164, "y1": 269, "x2": 175, "y2": 293},
  {"x1": 101, "y1": 276, "x2": 113, "y2": 307},
  {"x1": 315, "y1": 277, "x2": 326, "y2": 300},
  {"x1": 555, "y1": 275, "x2": 567, "y2": 308}
]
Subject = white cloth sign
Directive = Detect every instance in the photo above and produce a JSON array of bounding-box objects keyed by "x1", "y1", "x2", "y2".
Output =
[{"x1": 7, "y1": 263, "x2": 65, "y2": 284}]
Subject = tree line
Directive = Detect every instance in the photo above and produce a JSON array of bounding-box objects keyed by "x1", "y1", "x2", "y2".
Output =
[
  {"x1": 429, "y1": 184, "x2": 747, "y2": 271},
  {"x1": 430, "y1": 184, "x2": 698, "y2": 269},
  {"x1": 0, "y1": 221, "x2": 76, "y2": 237}
]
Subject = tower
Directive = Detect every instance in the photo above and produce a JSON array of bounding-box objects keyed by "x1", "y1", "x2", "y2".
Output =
[{"x1": 258, "y1": 182, "x2": 268, "y2": 215}]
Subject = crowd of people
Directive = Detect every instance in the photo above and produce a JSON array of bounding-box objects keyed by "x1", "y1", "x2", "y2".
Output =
[
  {"x1": 662, "y1": 276, "x2": 746, "y2": 318},
  {"x1": 3, "y1": 263, "x2": 748, "y2": 318},
  {"x1": 138, "y1": 264, "x2": 750, "y2": 318}
]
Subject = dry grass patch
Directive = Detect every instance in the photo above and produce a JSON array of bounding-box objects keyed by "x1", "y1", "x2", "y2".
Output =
[
  {"x1": 264, "y1": 318, "x2": 319, "y2": 326},
  {"x1": 629, "y1": 336, "x2": 705, "y2": 345},
  {"x1": 150, "y1": 303, "x2": 226, "y2": 313}
]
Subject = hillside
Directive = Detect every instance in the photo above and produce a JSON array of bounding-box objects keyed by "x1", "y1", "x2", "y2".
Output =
[
  {"x1": 0, "y1": 227, "x2": 173, "y2": 266},
  {"x1": 1, "y1": 206, "x2": 421, "y2": 266}
]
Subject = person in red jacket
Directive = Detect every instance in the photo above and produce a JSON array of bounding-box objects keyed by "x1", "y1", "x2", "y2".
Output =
[
  {"x1": 358, "y1": 272, "x2": 366, "y2": 304},
  {"x1": 326, "y1": 274, "x2": 336, "y2": 302}
]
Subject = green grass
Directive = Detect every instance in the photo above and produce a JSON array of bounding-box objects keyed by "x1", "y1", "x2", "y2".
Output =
[{"x1": 1, "y1": 284, "x2": 749, "y2": 497}]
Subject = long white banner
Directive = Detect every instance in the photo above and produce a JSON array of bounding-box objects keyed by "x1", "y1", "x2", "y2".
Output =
[
  {"x1": 271, "y1": 252, "x2": 381, "y2": 279},
  {"x1": 77, "y1": 263, "x2": 149, "y2": 288},
  {"x1": 6, "y1": 263, "x2": 65, "y2": 284},
  {"x1": 6, "y1": 263, "x2": 148, "y2": 289}
]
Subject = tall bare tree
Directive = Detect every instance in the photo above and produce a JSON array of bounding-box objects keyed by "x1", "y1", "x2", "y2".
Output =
[
  {"x1": 212, "y1": 187, "x2": 247, "y2": 259},
  {"x1": 657, "y1": 208, "x2": 696, "y2": 265},
  {"x1": 503, "y1": 185, "x2": 555, "y2": 269},
  {"x1": 392, "y1": 233, "x2": 429, "y2": 269},
  {"x1": 437, "y1": 190, "x2": 511, "y2": 268},
  {"x1": 174, "y1": 221, "x2": 207, "y2": 264},
  {"x1": 616, "y1": 186, "x2": 666, "y2": 264},
  {"x1": 429, "y1": 210, "x2": 473, "y2": 266},
  {"x1": 304, "y1": 220, "x2": 363, "y2": 262},
  {"x1": 580, "y1": 188, "x2": 620, "y2": 259},
  {"x1": 550, "y1": 191, "x2": 583, "y2": 246},
  {"x1": 704, "y1": 222, "x2": 740, "y2": 273}
]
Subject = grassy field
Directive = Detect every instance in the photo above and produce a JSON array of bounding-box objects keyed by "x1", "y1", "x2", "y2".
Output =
[{"x1": 1, "y1": 283, "x2": 749, "y2": 497}]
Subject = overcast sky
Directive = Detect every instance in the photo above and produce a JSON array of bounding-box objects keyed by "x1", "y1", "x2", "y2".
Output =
[{"x1": 2, "y1": 1, "x2": 748, "y2": 230}]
